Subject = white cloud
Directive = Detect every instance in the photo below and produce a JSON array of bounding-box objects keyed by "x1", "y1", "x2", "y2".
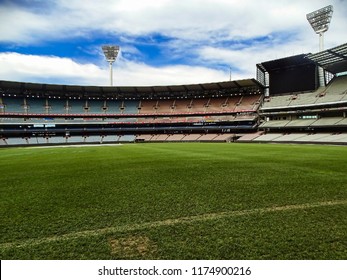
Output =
[
  {"x1": 0, "y1": 0, "x2": 346, "y2": 86},
  {"x1": 0, "y1": 4, "x2": 49, "y2": 43},
  {"x1": 115, "y1": 60, "x2": 228, "y2": 86},
  {"x1": 0, "y1": 52, "x2": 227, "y2": 86},
  {"x1": 0, "y1": 52, "x2": 106, "y2": 85},
  {"x1": 1, "y1": 0, "x2": 345, "y2": 44},
  {"x1": 197, "y1": 35, "x2": 318, "y2": 77}
]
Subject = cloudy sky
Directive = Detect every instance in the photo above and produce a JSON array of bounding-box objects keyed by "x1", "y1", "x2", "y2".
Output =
[{"x1": 0, "y1": 0, "x2": 346, "y2": 86}]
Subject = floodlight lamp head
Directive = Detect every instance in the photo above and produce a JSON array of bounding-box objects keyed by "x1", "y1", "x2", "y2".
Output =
[
  {"x1": 102, "y1": 45, "x2": 120, "y2": 63},
  {"x1": 306, "y1": 5, "x2": 333, "y2": 34}
]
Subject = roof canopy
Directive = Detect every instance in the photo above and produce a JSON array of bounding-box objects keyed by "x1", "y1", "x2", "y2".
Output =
[
  {"x1": 258, "y1": 54, "x2": 314, "y2": 73},
  {"x1": 0, "y1": 79, "x2": 263, "y2": 99},
  {"x1": 306, "y1": 43, "x2": 347, "y2": 74}
]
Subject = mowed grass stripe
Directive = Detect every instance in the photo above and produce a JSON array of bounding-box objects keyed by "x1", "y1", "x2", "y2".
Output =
[{"x1": 1, "y1": 199, "x2": 345, "y2": 250}]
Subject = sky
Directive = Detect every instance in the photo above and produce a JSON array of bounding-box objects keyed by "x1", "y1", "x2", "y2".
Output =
[{"x1": 0, "y1": 0, "x2": 346, "y2": 86}]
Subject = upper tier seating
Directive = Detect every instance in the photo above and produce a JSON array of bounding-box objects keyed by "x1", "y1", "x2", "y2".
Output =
[
  {"x1": 261, "y1": 75, "x2": 347, "y2": 110},
  {"x1": 259, "y1": 117, "x2": 347, "y2": 129},
  {"x1": 188, "y1": 99, "x2": 209, "y2": 113},
  {"x1": 48, "y1": 99, "x2": 67, "y2": 114},
  {"x1": 87, "y1": 100, "x2": 107, "y2": 114},
  {"x1": 172, "y1": 99, "x2": 193, "y2": 114},
  {"x1": 1, "y1": 94, "x2": 261, "y2": 116},
  {"x1": 122, "y1": 101, "x2": 140, "y2": 114},
  {"x1": 67, "y1": 100, "x2": 87, "y2": 114},
  {"x1": 106, "y1": 100, "x2": 123, "y2": 114},
  {"x1": 26, "y1": 97, "x2": 47, "y2": 114},
  {"x1": 2, "y1": 97, "x2": 25, "y2": 113},
  {"x1": 157, "y1": 100, "x2": 175, "y2": 113},
  {"x1": 235, "y1": 94, "x2": 262, "y2": 111}
]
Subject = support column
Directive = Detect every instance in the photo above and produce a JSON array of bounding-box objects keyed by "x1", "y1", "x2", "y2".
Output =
[
  {"x1": 109, "y1": 62, "x2": 113, "y2": 86},
  {"x1": 318, "y1": 33, "x2": 325, "y2": 87}
]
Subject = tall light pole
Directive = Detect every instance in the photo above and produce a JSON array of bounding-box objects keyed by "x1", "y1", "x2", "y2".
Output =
[
  {"x1": 306, "y1": 5, "x2": 333, "y2": 87},
  {"x1": 306, "y1": 5, "x2": 333, "y2": 52},
  {"x1": 102, "y1": 45, "x2": 120, "y2": 86}
]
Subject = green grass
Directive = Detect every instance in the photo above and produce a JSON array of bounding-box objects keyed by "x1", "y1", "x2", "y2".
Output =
[{"x1": 0, "y1": 143, "x2": 346, "y2": 259}]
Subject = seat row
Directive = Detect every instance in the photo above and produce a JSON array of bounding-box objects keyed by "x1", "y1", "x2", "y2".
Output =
[
  {"x1": 249, "y1": 132, "x2": 347, "y2": 144},
  {"x1": 262, "y1": 75, "x2": 347, "y2": 110},
  {"x1": 0, "y1": 95, "x2": 262, "y2": 115},
  {"x1": 260, "y1": 117, "x2": 347, "y2": 128},
  {"x1": 0, "y1": 133, "x2": 236, "y2": 146}
]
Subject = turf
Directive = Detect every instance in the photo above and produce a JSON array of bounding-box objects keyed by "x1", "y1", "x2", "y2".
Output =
[{"x1": 0, "y1": 142, "x2": 346, "y2": 259}]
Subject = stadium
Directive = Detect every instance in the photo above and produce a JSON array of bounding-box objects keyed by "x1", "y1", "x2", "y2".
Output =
[
  {"x1": 1, "y1": 43, "x2": 347, "y2": 145},
  {"x1": 0, "y1": 4, "x2": 346, "y2": 260}
]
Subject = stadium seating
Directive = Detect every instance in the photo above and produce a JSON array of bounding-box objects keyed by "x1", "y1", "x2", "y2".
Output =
[
  {"x1": 118, "y1": 135, "x2": 136, "y2": 142},
  {"x1": 259, "y1": 120, "x2": 291, "y2": 128},
  {"x1": 87, "y1": 100, "x2": 107, "y2": 114},
  {"x1": 251, "y1": 132, "x2": 347, "y2": 144},
  {"x1": 336, "y1": 118, "x2": 347, "y2": 125},
  {"x1": 136, "y1": 134, "x2": 154, "y2": 141},
  {"x1": 235, "y1": 94, "x2": 262, "y2": 111},
  {"x1": 171, "y1": 99, "x2": 192, "y2": 114},
  {"x1": 26, "y1": 98, "x2": 47, "y2": 114},
  {"x1": 67, "y1": 100, "x2": 87, "y2": 114},
  {"x1": 189, "y1": 99, "x2": 209, "y2": 113},
  {"x1": 106, "y1": 100, "x2": 123, "y2": 114},
  {"x1": 133, "y1": 133, "x2": 236, "y2": 142},
  {"x1": 237, "y1": 132, "x2": 264, "y2": 141},
  {"x1": 2, "y1": 97, "x2": 25, "y2": 113},
  {"x1": 165, "y1": 134, "x2": 186, "y2": 141},
  {"x1": 253, "y1": 133, "x2": 283, "y2": 142},
  {"x1": 1, "y1": 94, "x2": 261, "y2": 118},
  {"x1": 296, "y1": 133, "x2": 332, "y2": 142},
  {"x1": 212, "y1": 134, "x2": 235, "y2": 141},
  {"x1": 139, "y1": 100, "x2": 159, "y2": 114},
  {"x1": 0, "y1": 68, "x2": 345, "y2": 146},
  {"x1": 48, "y1": 99, "x2": 67, "y2": 114},
  {"x1": 84, "y1": 135, "x2": 102, "y2": 143},
  {"x1": 198, "y1": 134, "x2": 218, "y2": 141},
  {"x1": 0, "y1": 138, "x2": 7, "y2": 145},
  {"x1": 5, "y1": 137, "x2": 29, "y2": 145},
  {"x1": 66, "y1": 136, "x2": 84, "y2": 143},
  {"x1": 122, "y1": 101, "x2": 139, "y2": 114},
  {"x1": 31, "y1": 136, "x2": 49, "y2": 144},
  {"x1": 320, "y1": 133, "x2": 347, "y2": 143},
  {"x1": 261, "y1": 76, "x2": 347, "y2": 110},
  {"x1": 285, "y1": 119, "x2": 317, "y2": 127},
  {"x1": 261, "y1": 95, "x2": 292, "y2": 109},
  {"x1": 157, "y1": 100, "x2": 175, "y2": 113},
  {"x1": 47, "y1": 137, "x2": 68, "y2": 144},
  {"x1": 311, "y1": 117, "x2": 344, "y2": 126},
  {"x1": 207, "y1": 97, "x2": 228, "y2": 112},
  {"x1": 273, "y1": 133, "x2": 308, "y2": 142}
]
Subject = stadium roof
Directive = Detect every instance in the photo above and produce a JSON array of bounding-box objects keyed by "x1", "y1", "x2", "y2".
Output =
[
  {"x1": 306, "y1": 43, "x2": 347, "y2": 74},
  {"x1": 257, "y1": 54, "x2": 314, "y2": 73},
  {"x1": 0, "y1": 79, "x2": 263, "y2": 99}
]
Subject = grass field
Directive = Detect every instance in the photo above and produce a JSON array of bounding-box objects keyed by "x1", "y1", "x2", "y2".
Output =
[{"x1": 0, "y1": 142, "x2": 346, "y2": 260}]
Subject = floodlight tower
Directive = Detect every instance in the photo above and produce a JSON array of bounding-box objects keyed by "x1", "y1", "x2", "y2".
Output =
[
  {"x1": 306, "y1": 5, "x2": 333, "y2": 87},
  {"x1": 306, "y1": 5, "x2": 333, "y2": 52},
  {"x1": 102, "y1": 45, "x2": 120, "y2": 86}
]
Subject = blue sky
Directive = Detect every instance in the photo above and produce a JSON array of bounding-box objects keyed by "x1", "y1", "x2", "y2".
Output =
[{"x1": 0, "y1": 0, "x2": 346, "y2": 86}]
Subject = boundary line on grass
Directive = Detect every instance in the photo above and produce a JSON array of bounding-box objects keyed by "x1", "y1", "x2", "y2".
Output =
[{"x1": 1, "y1": 199, "x2": 346, "y2": 250}]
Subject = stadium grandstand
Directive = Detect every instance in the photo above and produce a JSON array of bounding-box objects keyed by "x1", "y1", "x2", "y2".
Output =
[
  {"x1": 0, "y1": 79, "x2": 262, "y2": 146},
  {"x1": 253, "y1": 42, "x2": 347, "y2": 145},
  {"x1": 0, "y1": 42, "x2": 346, "y2": 147}
]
